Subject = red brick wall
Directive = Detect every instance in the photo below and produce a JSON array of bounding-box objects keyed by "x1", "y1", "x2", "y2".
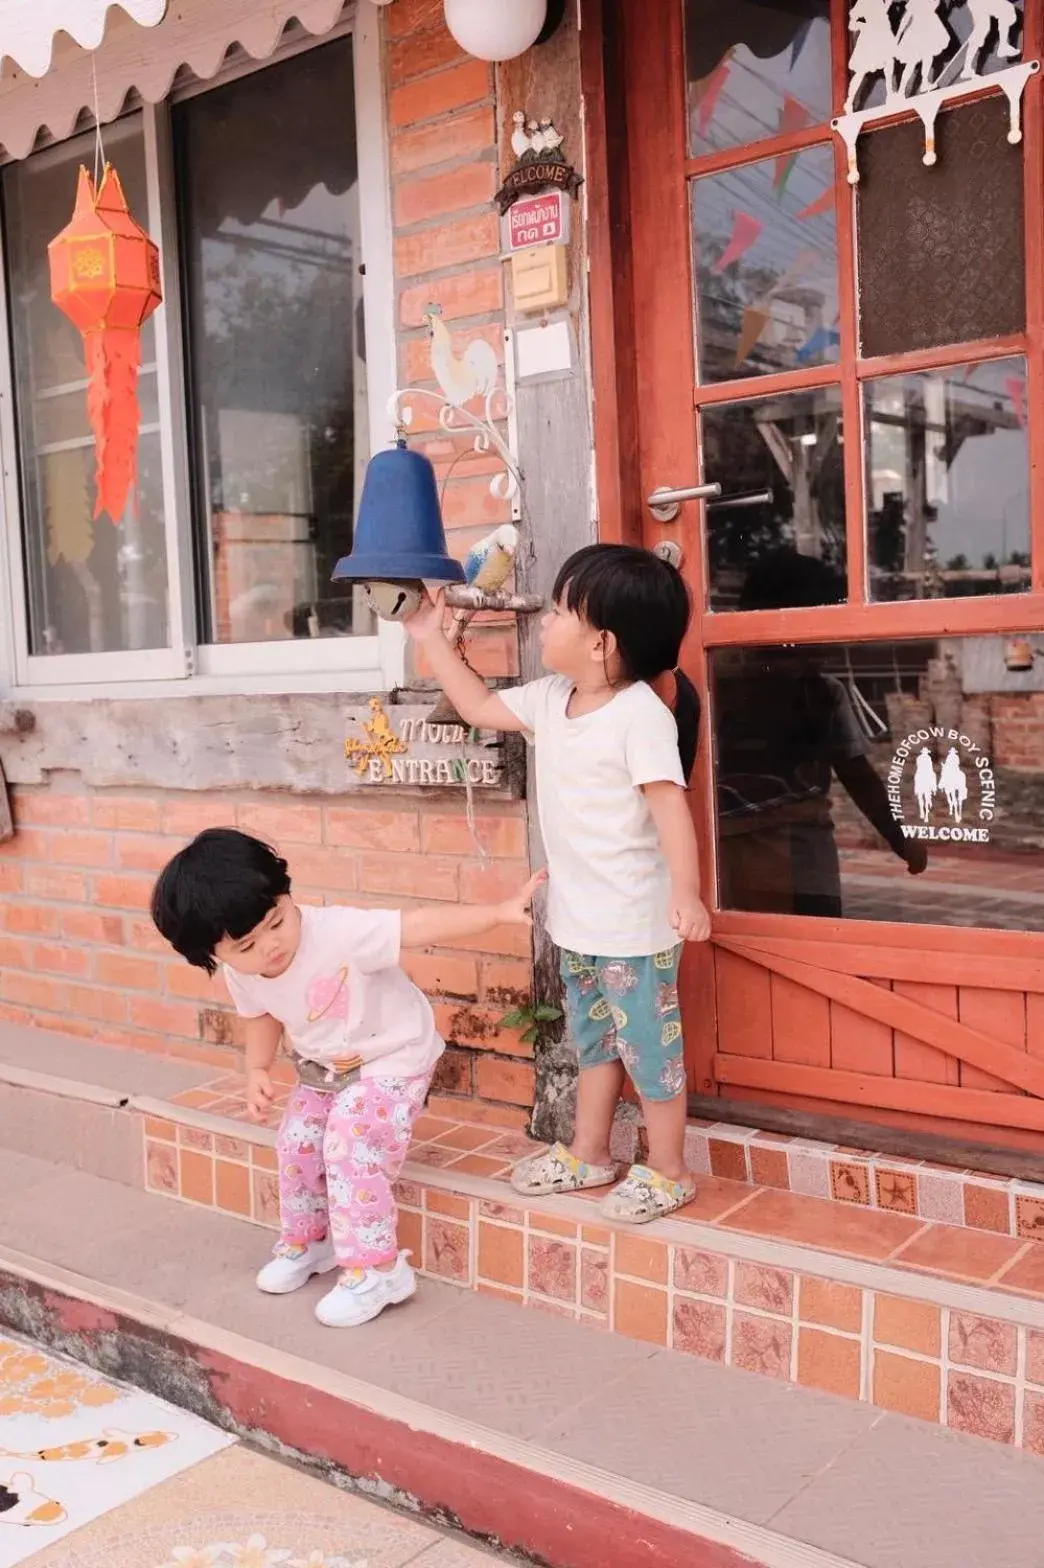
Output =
[
  {"x1": 386, "y1": 0, "x2": 519, "y2": 685},
  {"x1": 0, "y1": 8, "x2": 537, "y2": 1129},
  {"x1": 0, "y1": 786, "x2": 536, "y2": 1127}
]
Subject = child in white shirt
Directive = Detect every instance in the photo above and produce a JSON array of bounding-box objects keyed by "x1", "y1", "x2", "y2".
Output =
[
  {"x1": 407, "y1": 543, "x2": 710, "y2": 1223},
  {"x1": 152, "y1": 829, "x2": 540, "y2": 1326}
]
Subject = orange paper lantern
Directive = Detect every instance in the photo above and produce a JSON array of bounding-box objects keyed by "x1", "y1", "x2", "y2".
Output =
[{"x1": 48, "y1": 163, "x2": 162, "y2": 524}]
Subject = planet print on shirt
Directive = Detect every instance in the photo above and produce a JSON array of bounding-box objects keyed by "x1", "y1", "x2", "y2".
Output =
[{"x1": 306, "y1": 968, "x2": 349, "y2": 1023}]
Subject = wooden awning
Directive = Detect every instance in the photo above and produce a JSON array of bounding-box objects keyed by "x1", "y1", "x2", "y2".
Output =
[{"x1": 0, "y1": 0, "x2": 346, "y2": 159}]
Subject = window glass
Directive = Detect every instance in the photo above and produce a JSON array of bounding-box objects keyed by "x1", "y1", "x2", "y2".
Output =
[
  {"x1": 866, "y1": 357, "x2": 1029, "y2": 602},
  {"x1": 175, "y1": 35, "x2": 374, "y2": 646},
  {"x1": 686, "y1": 0, "x2": 832, "y2": 157},
  {"x1": 692, "y1": 144, "x2": 838, "y2": 385},
  {"x1": 702, "y1": 387, "x2": 846, "y2": 610},
  {"x1": 711, "y1": 634, "x2": 1044, "y2": 931},
  {"x1": 857, "y1": 100, "x2": 1025, "y2": 359},
  {"x1": 3, "y1": 119, "x2": 169, "y2": 657}
]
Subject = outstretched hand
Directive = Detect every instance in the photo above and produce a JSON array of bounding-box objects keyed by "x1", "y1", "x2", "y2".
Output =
[
  {"x1": 403, "y1": 587, "x2": 446, "y2": 642},
  {"x1": 498, "y1": 869, "x2": 547, "y2": 927}
]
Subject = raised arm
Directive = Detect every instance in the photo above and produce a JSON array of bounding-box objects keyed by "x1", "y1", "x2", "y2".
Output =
[
  {"x1": 642, "y1": 780, "x2": 711, "y2": 943},
  {"x1": 400, "y1": 871, "x2": 544, "y2": 949},
  {"x1": 404, "y1": 591, "x2": 526, "y2": 733}
]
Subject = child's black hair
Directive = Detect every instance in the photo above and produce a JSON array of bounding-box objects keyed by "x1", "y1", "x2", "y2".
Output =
[
  {"x1": 151, "y1": 828, "x2": 291, "y2": 974},
  {"x1": 552, "y1": 543, "x2": 692, "y2": 683}
]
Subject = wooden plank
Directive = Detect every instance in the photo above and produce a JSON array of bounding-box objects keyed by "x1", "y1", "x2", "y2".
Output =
[
  {"x1": 893, "y1": 981, "x2": 959, "y2": 1087},
  {"x1": 959, "y1": 987, "x2": 1026, "y2": 1095},
  {"x1": 1028, "y1": 993, "x2": 1044, "y2": 1066},
  {"x1": 714, "y1": 910, "x2": 1044, "y2": 963},
  {"x1": 714, "y1": 1055, "x2": 1044, "y2": 1136},
  {"x1": 1021, "y1": 0, "x2": 1044, "y2": 592},
  {"x1": 830, "y1": 1001, "x2": 893, "y2": 1077},
  {"x1": 770, "y1": 973, "x2": 830, "y2": 1067},
  {"x1": 699, "y1": 592, "x2": 1044, "y2": 648},
  {"x1": 714, "y1": 949, "x2": 772, "y2": 1059},
  {"x1": 716, "y1": 938, "x2": 1044, "y2": 1099},
  {"x1": 720, "y1": 934, "x2": 1044, "y2": 994}
]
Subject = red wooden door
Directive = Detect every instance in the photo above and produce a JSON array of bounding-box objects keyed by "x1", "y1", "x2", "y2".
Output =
[{"x1": 603, "y1": 0, "x2": 1044, "y2": 1151}]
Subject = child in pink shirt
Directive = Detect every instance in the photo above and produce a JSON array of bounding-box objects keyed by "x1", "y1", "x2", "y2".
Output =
[{"x1": 153, "y1": 828, "x2": 539, "y2": 1328}]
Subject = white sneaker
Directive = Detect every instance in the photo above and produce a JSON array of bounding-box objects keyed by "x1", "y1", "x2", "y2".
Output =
[
  {"x1": 256, "y1": 1238, "x2": 337, "y2": 1295},
  {"x1": 314, "y1": 1251, "x2": 417, "y2": 1328}
]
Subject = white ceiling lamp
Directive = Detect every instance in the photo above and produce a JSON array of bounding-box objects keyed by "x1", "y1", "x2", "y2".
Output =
[{"x1": 443, "y1": 0, "x2": 547, "y2": 62}]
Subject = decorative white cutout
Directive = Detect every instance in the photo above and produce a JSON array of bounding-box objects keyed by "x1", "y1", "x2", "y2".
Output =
[
  {"x1": 388, "y1": 306, "x2": 521, "y2": 507},
  {"x1": 835, "y1": 0, "x2": 1039, "y2": 183}
]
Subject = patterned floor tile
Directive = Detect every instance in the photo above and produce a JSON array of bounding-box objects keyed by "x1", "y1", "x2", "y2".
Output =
[{"x1": 0, "y1": 1335, "x2": 232, "y2": 1568}]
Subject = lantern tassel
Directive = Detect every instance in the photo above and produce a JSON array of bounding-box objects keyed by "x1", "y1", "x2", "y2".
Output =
[{"x1": 84, "y1": 329, "x2": 142, "y2": 523}]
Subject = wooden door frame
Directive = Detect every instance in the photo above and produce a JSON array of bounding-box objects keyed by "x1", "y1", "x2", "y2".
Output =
[{"x1": 580, "y1": 0, "x2": 1044, "y2": 1144}]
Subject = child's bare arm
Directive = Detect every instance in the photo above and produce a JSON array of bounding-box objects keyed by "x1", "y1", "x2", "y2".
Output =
[
  {"x1": 404, "y1": 591, "x2": 526, "y2": 733},
  {"x1": 243, "y1": 1013, "x2": 282, "y2": 1122},
  {"x1": 400, "y1": 871, "x2": 544, "y2": 949},
  {"x1": 642, "y1": 780, "x2": 711, "y2": 943}
]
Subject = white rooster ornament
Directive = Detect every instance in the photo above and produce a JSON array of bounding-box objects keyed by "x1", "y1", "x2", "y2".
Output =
[{"x1": 424, "y1": 304, "x2": 499, "y2": 408}]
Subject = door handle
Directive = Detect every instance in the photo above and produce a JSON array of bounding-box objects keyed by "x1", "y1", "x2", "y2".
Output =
[{"x1": 647, "y1": 482, "x2": 722, "y2": 522}]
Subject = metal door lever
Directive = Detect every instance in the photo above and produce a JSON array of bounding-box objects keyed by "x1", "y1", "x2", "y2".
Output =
[{"x1": 647, "y1": 482, "x2": 722, "y2": 522}]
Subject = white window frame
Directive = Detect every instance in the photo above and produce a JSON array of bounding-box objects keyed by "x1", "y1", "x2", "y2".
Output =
[{"x1": 0, "y1": 1, "x2": 404, "y2": 701}]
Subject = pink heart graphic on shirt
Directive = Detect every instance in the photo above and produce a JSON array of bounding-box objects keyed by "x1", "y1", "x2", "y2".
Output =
[{"x1": 306, "y1": 970, "x2": 349, "y2": 1022}]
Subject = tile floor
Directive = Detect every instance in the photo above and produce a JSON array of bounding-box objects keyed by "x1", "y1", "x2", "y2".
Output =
[
  {"x1": 0, "y1": 1333, "x2": 231, "y2": 1567},
  {"x1": 4, "y1": 1342, "x2": 521, "y2": 1568}
]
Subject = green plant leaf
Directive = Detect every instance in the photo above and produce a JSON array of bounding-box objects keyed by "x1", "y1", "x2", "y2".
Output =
[
  {"x1": 533, "y1": 1005, "x2": 563, "y2": 1022},
  {"x1": 520, "y1": 1025, "x2": 539, "y2": 1045},
  {"x1": 499, "y1": 1008, "x2": 529, "y2": 1029}
]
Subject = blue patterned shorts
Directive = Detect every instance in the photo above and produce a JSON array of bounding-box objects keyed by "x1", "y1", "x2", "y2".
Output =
[{"x1": 559, "y1": 946, "x2": 686, "y2": 1103}]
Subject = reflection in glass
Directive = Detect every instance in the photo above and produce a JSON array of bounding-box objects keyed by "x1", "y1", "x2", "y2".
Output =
[
  {"x1": 175, "y1": 36, "x2": 374, "y2": 645},
  {"x1": 711, "y1": 634, "x2": 1044, "y2": 931},
  {"x1": 692, "y1": 145, "x2": 838, "y2": 384},
  {"x1": 865, "y1": 358, "x2": 1030, "y2": 602},
  {"x1": 3, "y1": 119, "x2": 170, "y2": 657},
  {"x1": 702, "y1": 389, "x2": 846, "y2": 610},
  {"x1": 686, "y1": 0, "x2": 832, "y2": 157}
]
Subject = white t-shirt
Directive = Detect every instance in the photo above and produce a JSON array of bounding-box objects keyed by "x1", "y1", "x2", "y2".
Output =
[
  {"x1": 499, "y1": 676, "x2": 686, "y2": 957},
  {"x1": 223, "y1": 904, "x2": 442, "y2": 1081}
]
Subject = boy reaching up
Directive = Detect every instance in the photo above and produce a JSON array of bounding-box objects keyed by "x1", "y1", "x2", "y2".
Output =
[{"x1": 408, "y1": 543, "x2": 710, "y2": 1223}]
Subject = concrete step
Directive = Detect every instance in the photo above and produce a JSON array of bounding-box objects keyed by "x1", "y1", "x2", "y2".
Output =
[
  {"x1": 3, "y1": 1023, "x2": 1044, "y2": 1459},
  {"x1": 4, "y1": 1146, "x2": 1044, "y2": 1568}
]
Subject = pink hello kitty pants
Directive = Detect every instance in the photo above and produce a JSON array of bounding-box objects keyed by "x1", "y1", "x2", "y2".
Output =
[{"x1": 276, "y1": 1074, "x2": 430, "y2": 1268}]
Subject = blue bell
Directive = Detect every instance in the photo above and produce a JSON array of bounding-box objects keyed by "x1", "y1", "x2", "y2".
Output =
[{"x1": 332, "y1": 440, "x2": 466, "y2": 589}]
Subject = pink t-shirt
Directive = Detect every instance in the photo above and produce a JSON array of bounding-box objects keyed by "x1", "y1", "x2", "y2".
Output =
[{"x1": 223, "y1": 904, "x2": 443, "y2": 1082}]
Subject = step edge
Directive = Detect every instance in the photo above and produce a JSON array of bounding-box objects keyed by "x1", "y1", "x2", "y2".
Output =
[
  {"x1": 0, "y1": 1237, "x2": 870, "y2": 1568},
  {"x1": 0, "y1": 1061, "x2": 126, "y2": 1109}
]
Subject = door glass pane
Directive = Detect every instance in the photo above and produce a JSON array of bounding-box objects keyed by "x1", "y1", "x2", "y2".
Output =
[
  {"x1": 857, "y1": 100, "x2": 1025, "y2": 359},
  {"x1": 692, "y1": 145, "x2": 838, "y2": 385},
  {"x1": 686, "y1": 0, "x2": 832, "y2": 157},
  {"x1": 711, "y1": 634, "x2": 1044, "y2": 931},
  {"x1": 175, "y1": 35, "x2": 374, "y2": 645},
  {"x1": 702, "y1": 387, "x2": 846, "y2": 610},
  {"x1": 2, "y1": 118, "x2": 170, "y2": 657},
  {"x1": 866, "y1": 358, "x2": 1030, "y2": 602}
]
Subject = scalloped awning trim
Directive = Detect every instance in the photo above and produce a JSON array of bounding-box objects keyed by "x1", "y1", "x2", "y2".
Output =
[{"x1": 0, "y1": 0, "x2": 347, "y2": 159}]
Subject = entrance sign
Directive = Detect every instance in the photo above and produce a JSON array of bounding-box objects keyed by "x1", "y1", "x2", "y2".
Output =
[{"x1": 343, "y1": 700, "x2": 504, "y2": 790}]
